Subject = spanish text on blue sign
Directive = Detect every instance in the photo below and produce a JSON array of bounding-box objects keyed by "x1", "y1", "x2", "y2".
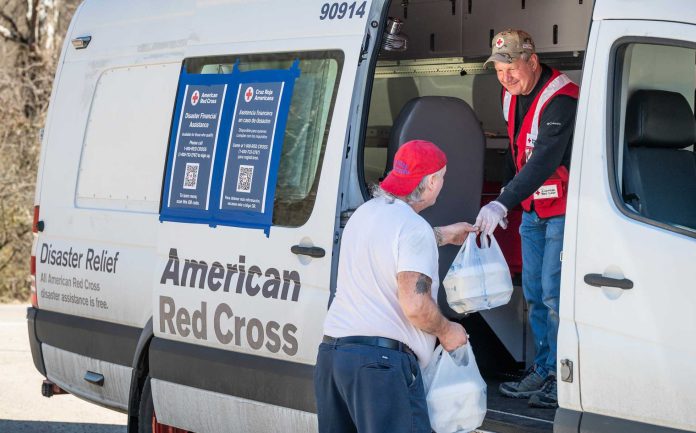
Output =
[{"x1": 221, "y1": 81, "x2": 284, "y2": 214}]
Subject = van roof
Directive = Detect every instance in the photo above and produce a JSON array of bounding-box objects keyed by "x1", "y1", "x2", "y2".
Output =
[
  {"x1": 595, "y1": 0, "x2": 696, "y2": 24},
  {"x1": 67, "y1": 0, "x2": 369, "y2": 62},
  {"x1": 67, "y1": 0, "x2": 696, "y2": 63}
]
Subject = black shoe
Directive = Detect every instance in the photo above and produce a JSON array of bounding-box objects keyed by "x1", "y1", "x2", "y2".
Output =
[
  {"x1": 528, "y1": 374, "x2": 558, "y2": 408},
  {"x1": 499, "y1": 366, "x2": 546, "y2": 398}
]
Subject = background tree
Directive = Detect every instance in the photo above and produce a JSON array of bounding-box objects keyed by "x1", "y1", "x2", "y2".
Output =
[{"x1": 0, "y1": 0, "x2": 79, "y2": 301}]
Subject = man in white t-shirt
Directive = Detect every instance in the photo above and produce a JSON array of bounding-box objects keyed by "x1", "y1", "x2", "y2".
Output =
[{"x1": 314, "y1": 139, "x2": 477, "y2": 433}]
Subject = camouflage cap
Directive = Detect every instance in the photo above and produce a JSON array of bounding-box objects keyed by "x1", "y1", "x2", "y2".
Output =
[{"x1": 483, "y1": 29, "x2": 536, "y2": 68}]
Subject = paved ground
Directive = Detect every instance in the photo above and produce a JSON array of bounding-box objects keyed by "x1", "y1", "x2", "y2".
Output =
[{"x1": 0, "y1": 304, "x2": 127, "y2": 433}]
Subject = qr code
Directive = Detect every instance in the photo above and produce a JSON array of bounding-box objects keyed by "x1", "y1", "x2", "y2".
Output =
[
  {"x1": 236, "y1": 165, "x2": 254, "y2": 193},
  {"x1": 183, "y1": 163, "x2": 199, "y2": 190}
]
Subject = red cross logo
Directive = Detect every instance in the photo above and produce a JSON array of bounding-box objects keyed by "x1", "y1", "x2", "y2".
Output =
[
  {"x1": 244, "y1": 86, "x2": 254, "y2": 103},
  {"x1": 495, "y1": 37, "x2": 504, "y2": 48},
  {"x1": 191, "y1": 90, "x2": 200, "y2": 106}
]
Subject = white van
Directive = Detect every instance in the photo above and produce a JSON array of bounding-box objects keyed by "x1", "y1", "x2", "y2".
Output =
[{"x1": 27, "y1": 0, "x2": 696, "y2": 432}]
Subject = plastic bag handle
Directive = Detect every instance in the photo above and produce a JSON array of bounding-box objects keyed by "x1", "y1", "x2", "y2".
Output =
[
  {"x1": 448, "y1": 342, "x2": 470, "y2": 367},
  {"x1": 452, "y1": 232, "x2": 477, "y2": 260},
  {"x1": 480, "y1": 233, "x2": 490, "y2": 249},
  {"x1": 465, "y1": 232, "x2": 478, "y2": 250},
  {"x1": 428, "y1": 345, "x2": 445, "y2": 387},
  {"x1": 487, "y1": 233, "x2": 501, "y2": 250},
  {"x1": 479, "y1": 233, "x2": 502, "y2": 250},
  {"x1": 429, "y1": 343, "x2": 477, "y2": 392}
]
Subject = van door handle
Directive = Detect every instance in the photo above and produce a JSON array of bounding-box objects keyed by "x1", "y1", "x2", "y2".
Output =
[
  {"x1": 583, "y1": 274, "x2": 633, "y2": 290},
  {"x1": 291, "y1": 245, "x2": 325, "y2": 258}
]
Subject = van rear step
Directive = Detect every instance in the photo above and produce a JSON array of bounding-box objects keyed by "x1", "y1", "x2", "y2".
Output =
[
  {"x1": 481, "y1": 411, "x2": 553, "y2": 433},
  {"x1": 481, "y1": 378, "x2": 554, "y2": 433}
]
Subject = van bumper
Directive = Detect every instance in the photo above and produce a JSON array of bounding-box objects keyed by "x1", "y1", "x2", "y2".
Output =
[{"x1": 26, "y1": 307, "x2": 46, "y2": 376}]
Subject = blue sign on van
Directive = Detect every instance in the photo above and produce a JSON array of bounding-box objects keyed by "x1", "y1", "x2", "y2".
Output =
[
  {"x1": 166, "y1": 84, "x2": 226, "y2": 211},
  {"x1": 220, "y1": 81, "x2": 284, "y2": 214},
  {"x1": 160, "y1": 61, "x2": 300, "y2": 235}
]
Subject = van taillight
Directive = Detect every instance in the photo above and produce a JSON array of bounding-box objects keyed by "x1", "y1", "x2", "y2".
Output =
[
  {"x1": 32, "y1": 205, "x2": 40, "y2": 233},
  {"x1": 31, "y1": 205, "x2": 39, "y2": 308}
]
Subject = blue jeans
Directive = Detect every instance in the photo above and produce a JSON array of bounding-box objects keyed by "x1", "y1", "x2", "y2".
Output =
[
  {"x1": 520, "y1": 210, "x2": 565, "y2": 378},
  {"x1": 314, "y1": 341, "x2": 431, "y2": 433}
]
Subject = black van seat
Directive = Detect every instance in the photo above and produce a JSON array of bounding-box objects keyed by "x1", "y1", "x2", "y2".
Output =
[
  {"x1": 623, "y1": 90, "x2": 696, "y2": 228},
  {"x1": 387, "y1": 96, "x2": 485, "y2": 317}
]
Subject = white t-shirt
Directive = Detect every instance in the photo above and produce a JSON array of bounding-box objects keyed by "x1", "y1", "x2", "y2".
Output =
[{"x1": 323, "y1": 196, "x2": 439, "y2": 368}]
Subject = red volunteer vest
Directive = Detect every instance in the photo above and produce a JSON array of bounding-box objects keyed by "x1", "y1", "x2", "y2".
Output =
[{"x1": 503, "y1": 68, "x2": 579, "y2": 218}]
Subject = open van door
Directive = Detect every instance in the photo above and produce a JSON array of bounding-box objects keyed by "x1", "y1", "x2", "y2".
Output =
[
  {"x1": 566, "y1": 3, "x2": 696, "y2": 432},
  {"x1": 150, "y1": 1, "x2": 386, "y2": 431}
]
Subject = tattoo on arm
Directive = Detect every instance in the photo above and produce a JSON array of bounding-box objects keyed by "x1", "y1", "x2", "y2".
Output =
[
  {"x1": 415, "y1": 274, "x2": 432, "y2": 295},
  {"x1": 433, "y1": 227, "x2": 444, "y2": 246}
]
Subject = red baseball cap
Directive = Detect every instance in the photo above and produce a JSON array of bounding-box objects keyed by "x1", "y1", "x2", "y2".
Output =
[{"x1": 380, "y1": 140, "x2": 447, "y2": 196}]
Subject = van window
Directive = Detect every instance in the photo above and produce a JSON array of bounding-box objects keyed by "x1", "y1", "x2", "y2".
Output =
[
  {"x1": 77, "y1": 64, "x2": 180, "y2": 212},
  {"x1": 363, "y1": 73, "x2": 505, "y2": 188},
  {"x1": 184, "y1": 51, "x2": 343, "y2": 227},
  {"x1": 363, "y1": 65, "x2": 583, "y2": 192},
  {"x1": 612, "y1": 42, "x2": 696, "y2": 233}
]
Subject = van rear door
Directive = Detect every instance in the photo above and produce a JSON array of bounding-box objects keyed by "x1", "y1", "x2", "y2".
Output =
[
  {"x1": 151, "y1": 1, "x2": 382, "y2": 431},
  {"x1": 565, "y1": 3, "x2": 696, "y2": 432}
]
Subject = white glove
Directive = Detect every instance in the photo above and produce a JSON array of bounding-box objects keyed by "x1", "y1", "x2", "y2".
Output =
[{"x1": 475, "y1": 201, "x2": 508, "y2": 236}]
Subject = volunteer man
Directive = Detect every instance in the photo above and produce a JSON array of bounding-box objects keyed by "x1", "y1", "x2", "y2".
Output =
[
  {"x1": 315, "y1": 139, "x2": 476, "y2": 433},
  {"x1": 475, "y1": 30, "x2": 578, "y2": 409}
]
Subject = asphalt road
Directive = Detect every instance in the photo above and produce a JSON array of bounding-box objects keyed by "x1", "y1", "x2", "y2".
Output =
[{"x1": 0, "y1": 304, "x2": 127, "y2": 433}]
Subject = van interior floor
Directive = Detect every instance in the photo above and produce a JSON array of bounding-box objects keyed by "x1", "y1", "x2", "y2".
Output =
[{"x1": 481, "y1": 378, "x2": 555, "y2": 433}]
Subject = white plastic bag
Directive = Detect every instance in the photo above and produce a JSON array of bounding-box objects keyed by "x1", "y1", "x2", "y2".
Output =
[
  {"x1": 442, "y1": 232, "x2": 513, "y2": 314},
  {"x1": 423, "y1": 343, "x2": 487, "y2": 433}
]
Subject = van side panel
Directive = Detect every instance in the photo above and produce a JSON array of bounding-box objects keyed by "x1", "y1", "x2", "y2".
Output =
[
  {"x1": 152, "y1": 380, "x2": 317, "y2": 433},
  {"x1": 151, "y1": 37, "x2": 361, "y2": 428},
  {"x1": 63, "y1": 0, "x2": 192, "y2": 64},
  {"x1": 149, "y1": 337, "x2": 315, "y2": 412},
  {"x1": 36, "y1": 56, "x2": 174, "y2": 326},
  {"x1": 43, "y1": 345, "x2": 131, "y2": 411},
  {"x1": 146, "y1": 0, "x2": 382, "y2": 428},
  {"x1": 32, "y1": 1, "x2": 86, "y2": 207},
  {"x1": 34, "y1": 16, "x2": 182, "y2": 409}
]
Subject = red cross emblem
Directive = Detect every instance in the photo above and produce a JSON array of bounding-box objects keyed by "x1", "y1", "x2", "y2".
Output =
[
  {"x1": 495, "y1": 37, "x2": 504, "y2": 48},
  {"x1": 244, "y1": 86, "x2": 254, "y2": 103},
  {"x1": 191, "y1": 90, "x2": 200, "y2": 106}
]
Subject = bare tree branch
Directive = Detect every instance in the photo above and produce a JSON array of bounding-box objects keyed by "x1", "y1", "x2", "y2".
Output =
[
  {"x1": 0, "y1": 19, "x2": 28, "y2": 44},
  {"x1": 0, "y1": 10, "x2": 23, "y2": 37},
  {"x1": 28, "y1": 0, "x2": 38, "y2": 46}
]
